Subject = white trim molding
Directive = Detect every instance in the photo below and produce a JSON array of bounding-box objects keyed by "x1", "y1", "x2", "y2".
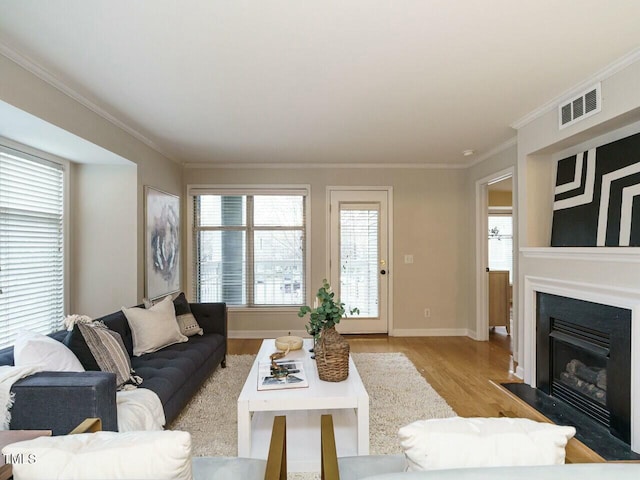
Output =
[
  {"x1": 511, "y1": 46, "x2": 640, "y2": 130},
  {"x1": 391, "y1": 328, "x2": 471, "y2": 337},
  {"x1": 0, "y1": 43, "x2": 177, "y2": 164},
  {"x1": 183, "y1": 162, "x2": 469, "y2": 170},
  {"x1": 468, "y1": 137, "x2": 517, "y2": 167},
  {"x1": 521, "y1": 247, "x2": 640, "y2": 263},
  {"x1": 228, "y1": 330, "x2": 310, "y2": 339}
]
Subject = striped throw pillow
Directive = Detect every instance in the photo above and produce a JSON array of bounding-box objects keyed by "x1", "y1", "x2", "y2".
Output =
[{"x1": 78, "y1": 322, "x2": 142, "y2": 390}]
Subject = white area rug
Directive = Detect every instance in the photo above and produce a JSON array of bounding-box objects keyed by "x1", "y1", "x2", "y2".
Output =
[{"x1": 170, "y1": 352, "x2": 456, "y2": 479}]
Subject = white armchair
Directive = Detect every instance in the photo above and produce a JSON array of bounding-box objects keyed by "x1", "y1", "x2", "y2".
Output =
[
  {"x1": 320, "y1": 414, "x2": 640, "y2": 480},
  {"x1": 2, "y1": 416, "x2": 287, "y2": 480}
]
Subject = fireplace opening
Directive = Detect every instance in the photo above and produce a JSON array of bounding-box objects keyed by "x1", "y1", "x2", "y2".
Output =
[
  {"x1": 551, "y1": 319, "x2": 609, "y2": 426},
  {"x1": 537, "y1": 293, "x2": 631, "y2": 444}
]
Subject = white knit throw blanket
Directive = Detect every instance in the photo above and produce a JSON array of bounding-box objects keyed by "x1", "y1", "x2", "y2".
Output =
[{"x1": 0, "y1": 365, "x2": 43, "y2": 429}]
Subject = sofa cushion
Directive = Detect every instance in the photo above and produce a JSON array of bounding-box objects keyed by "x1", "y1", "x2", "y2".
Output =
[
  {"x1": 14, "y1": 331, "x2": 84, "y2": 372},
  {"x1": 192, "y1": 457, "x2": 267, "y2": 480},
  {"x1": 398, "y1": 417, "x2": 576, "y2": 471},
  {"x1": 3, "y1": 430, "x2": 192, "y2": 480},
  {"x1": 131, "y1": 333, "x2": 225, "y2": 405},
  {"x1": 338, "y1": 455, "x2": 407, "y2": 480},
  {"x1": 122, "y1": 295, "x2": 188, "y2": 356}
]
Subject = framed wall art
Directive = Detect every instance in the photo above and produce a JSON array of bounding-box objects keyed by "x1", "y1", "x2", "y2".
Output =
[
  {"x1": 551, "y1": 131, "x2": 640, "y2": 247},
  {"x1": 145, "y1": 186, "x2": 180, "y2": 299}
]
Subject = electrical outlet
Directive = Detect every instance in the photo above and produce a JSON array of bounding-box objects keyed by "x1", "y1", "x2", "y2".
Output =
[
  {"x1": 404, "y1": 254, "x2": 414, "y2": 264},
  {"x1": 424, "y1": 308, "x2": 431, "y2": 318}
]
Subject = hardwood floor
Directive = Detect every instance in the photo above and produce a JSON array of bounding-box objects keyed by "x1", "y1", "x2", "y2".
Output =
[{"x1": 228, "y1": 333, "x2": 521, "y2": 418}]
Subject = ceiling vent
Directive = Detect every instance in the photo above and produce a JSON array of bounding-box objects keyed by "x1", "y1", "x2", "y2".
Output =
[{"x1": 558, "y1": 83, "x2": 601, "y2": 129}]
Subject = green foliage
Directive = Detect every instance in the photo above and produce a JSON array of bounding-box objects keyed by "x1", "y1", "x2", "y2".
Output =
[{"x1": 298, "y1": 279, "x2": 359, "y2": 339}]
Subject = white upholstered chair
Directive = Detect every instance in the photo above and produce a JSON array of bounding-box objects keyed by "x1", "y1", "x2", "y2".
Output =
[{"x1": 2, "y1": 416, "x2": 287, "y2": 480}]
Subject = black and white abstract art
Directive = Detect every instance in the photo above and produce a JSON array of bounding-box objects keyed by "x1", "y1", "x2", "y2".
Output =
[
  {"x1": 551, "y1": 131, "x2": 640, "y2": 246},
  {"x1": 145, "y1": 186, "x2": 180, "y2": 298}
]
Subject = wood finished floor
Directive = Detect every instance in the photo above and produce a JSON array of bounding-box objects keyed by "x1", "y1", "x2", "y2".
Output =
[{"x1": 228, "y1": 328, "x2": 521, "y2": 417}]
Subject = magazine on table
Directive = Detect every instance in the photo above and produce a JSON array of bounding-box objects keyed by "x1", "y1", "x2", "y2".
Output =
[{"x1": 257, "y1": 358, "x2": 309, "y2": 390}]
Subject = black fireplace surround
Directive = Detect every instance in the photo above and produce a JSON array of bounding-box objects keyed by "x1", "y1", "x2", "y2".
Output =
[{"x1": 537, "y1": 293, "x2": 632, "y2": 444}]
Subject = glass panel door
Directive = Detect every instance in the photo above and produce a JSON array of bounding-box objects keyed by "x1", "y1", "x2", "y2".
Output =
[{"x1": 329, "y1": 189, "x2": 389, "y2": 334}]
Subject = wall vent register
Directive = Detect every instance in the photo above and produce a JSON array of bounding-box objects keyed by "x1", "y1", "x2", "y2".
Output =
[{"x1": 558, "y1": 83, "x2": 601, "y2": 129}]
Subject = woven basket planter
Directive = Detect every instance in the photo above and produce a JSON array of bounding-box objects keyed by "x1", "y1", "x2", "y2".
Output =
[{"x1": 315, "y1": 326, "x2": 350, "y2": 382}]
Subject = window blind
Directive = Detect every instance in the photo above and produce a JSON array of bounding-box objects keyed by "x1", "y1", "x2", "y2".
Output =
[
  {"x1": 193, "y1": 191, "x2": 306, "y2": 307},
  {"x1": 0, "y1": 149, "x2": 64, "y2": 348},
  {"x1": 339, "y1": 206, "x2": 379, "y2": 317}
]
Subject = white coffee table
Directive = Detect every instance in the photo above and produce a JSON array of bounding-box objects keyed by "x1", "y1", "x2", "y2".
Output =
[{"x1": 237, "y1": 338, "x2": 369, "y2": 472}]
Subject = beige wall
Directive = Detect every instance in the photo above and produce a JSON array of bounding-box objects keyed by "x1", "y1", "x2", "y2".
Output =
[
  {"x1": 183, "y1": 166, "x2": 469, "y2": 336},
  {"x1": 489, "y1": 190, "x2": 512, "y2": 207},
  {"x1": 0, "y1": 54, "x2": 182, "y2": 308},
  {"x1": 70, "y1": 164, "x2": 138, "y2": 317}
]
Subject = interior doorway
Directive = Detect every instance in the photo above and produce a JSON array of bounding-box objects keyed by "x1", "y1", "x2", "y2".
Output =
[
  {"x1": 487, "y1": 176, "x2": 513, "y2": 352},
  {"x1": 475, "y1": 167, "x2": 515, "y2": 350}
]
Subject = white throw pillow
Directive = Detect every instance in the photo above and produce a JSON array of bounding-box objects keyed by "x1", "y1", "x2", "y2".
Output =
[
  {"x1": 3, "y1": 430, "x2": 192, "y2": 480},
  {"x1": 122, "y1": 295, "x2": 188, "y2": 356},
  {"x1": 398, "y1": 417, "x2": 576, "y2": 471},
  {"x1": 13, "y1": 331, "x2": 84, "y2": 372}
]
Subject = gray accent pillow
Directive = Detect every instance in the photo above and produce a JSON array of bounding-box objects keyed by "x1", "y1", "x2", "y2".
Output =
[
  {"x1": 78, "y1": 322, "x2": 142, "y2": 390},
  {"x1": 173, "y1": 293, "x2": 203, "y2": 336}
]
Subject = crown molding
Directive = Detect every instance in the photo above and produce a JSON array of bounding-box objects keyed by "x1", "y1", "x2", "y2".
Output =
[
  {"x1": 0, "y1": 43, "x2": 177, "y2": 164},
  {"x1": 467, "y1": 136, "x2": 517, "y2": 167},
  {"x1": 183, "y1": 161, "x2": 469, "y2": 170},
  {"x1": 511, "y1": 46, "x2": 640, "y2": 130}
]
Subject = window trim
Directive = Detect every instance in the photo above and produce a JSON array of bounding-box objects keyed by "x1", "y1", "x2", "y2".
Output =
[
  {"x1": 186, "y1": 184, "x2": 311, "y2": 311},
  {"x1": 0, "y1": 139, "x2": 70, "y2": 343}
]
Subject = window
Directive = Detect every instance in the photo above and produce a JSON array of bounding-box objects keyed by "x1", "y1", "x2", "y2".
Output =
[
  {"x1": 0, "y1": 147, "x2": 65, "y2": 348},
  {"x1": 488, "y1": 213, "x2": 513, "y2": 283},
  {"x1": 191, "y1": 187, "x2": 308, "y2": 307}
]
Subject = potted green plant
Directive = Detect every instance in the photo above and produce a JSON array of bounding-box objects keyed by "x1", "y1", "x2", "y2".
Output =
[{"x1": 298, "y1": 279, "x2": 358, "y2": 382}]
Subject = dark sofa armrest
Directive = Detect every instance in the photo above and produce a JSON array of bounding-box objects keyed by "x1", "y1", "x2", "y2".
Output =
[
  {"x1": 9, "y1": 372, "x2": 118, "y2": 435},
  {"x1": 190, "y1": 302, "x2": 227, "y2": 338}
]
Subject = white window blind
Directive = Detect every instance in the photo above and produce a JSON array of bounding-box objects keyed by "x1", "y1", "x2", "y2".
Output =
[
  {"x1": 0, "y1": 148, "x2": 64, "y2": 348},
  {"x1": 193, "y1": 191, "x2": 306, "y2": 307},
  {"x1": 488, "y1": 214, "x2": 513, "y2": 283},
  {"x1": 339, "y1": 206, "x2": 379, "y2": 317}
]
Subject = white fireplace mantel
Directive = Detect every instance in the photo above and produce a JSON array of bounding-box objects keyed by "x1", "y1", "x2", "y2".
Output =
[
  {"x1": 521, "y1": 247, "x2": 640, "y2": 263},
  {"x1": 523, "y1": 275, "x2": 640, "y2": 453}
]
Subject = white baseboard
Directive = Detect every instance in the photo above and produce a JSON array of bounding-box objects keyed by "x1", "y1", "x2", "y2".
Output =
[
  {"x1": 515, "y1": 365, "x2": 525, "y2": 379},
  {"x1": 390, "y1": 328, "x2": 471, "y2": 337},
  {"x1": 229, "y1": 328, "x2": 473, "y2": 338},
  {"x1": 228, "y1": 329, "x2": 309, "y2": 339}
]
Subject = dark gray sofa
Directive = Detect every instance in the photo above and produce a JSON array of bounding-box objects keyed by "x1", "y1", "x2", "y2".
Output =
[{"x1": 0, "y1": 302, "x2": 227, "y2": 435}]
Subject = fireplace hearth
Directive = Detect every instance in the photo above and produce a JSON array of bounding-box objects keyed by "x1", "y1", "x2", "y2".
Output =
[{"x1": 536, "y1": 293, "x2": 631, "y2": 444}]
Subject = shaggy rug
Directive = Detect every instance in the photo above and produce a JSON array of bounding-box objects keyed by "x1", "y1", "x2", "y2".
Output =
[{"x1": 170, "y1": 352, "x2": 456, "y2": 479}]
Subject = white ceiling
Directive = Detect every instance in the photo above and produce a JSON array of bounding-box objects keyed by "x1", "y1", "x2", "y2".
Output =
[{"x1": 1, "y1": 1, "x2": 640, "y2": 167}]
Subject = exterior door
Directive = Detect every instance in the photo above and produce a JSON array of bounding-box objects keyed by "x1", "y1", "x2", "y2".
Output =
[{"x1": 328, "y1": 189, "x2": 389, "y2": 333}]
